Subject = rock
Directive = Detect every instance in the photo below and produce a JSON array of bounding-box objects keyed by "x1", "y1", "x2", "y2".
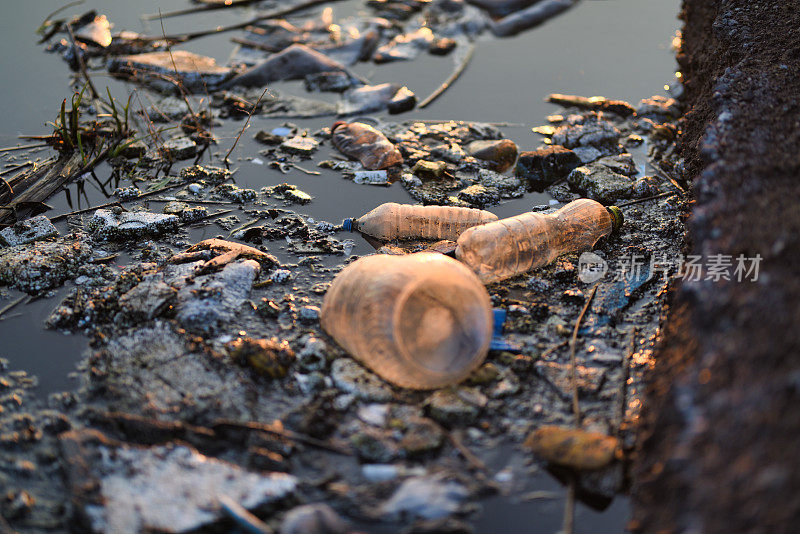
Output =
[
  {"x1": 380, "y1": 474, "x2": 467, "y2": 520},
  {"x1": 373, "y1": 27, "x2": 435, "y2": 63},
  {"x1": 636, "y1": 95, "x2": 681, "y2": 121},
  {"x1": 285, "y1": 188, "x2": 313, "y2": 204},
  {"x1": 112, "y1": 186, "x2": 141, "y2": 200},
  {"x1": 227, "y1": 44, "x2": 357, "y2": 87},
  {"x1": 119, "y1": 276, "x2": 177, "y2": 320},
  {"x1": 281, "y1": 135, "x2": 320, "y2": 156},
  {"x1": 552, "y1": 117, "x2": 621, "y2": 152},
  {"x1": 476, "y1": 168, "x2": 523, "y2": 196},
  {"x1": 524, "y1": 426, "x2": 619, "y2": 470},
  {"x1": 567, "y1": 165, "x2": 634, "y2": 203},
  {"x1": 87, "y1": 209, "x2": 179, "y2": 241},
  {"x1": 331, "y1": 358, "x2": 394, "y2": 402},
  {"x1": 425, "y1": 388, "x2": 486, "y2": 425},
  {"x1": 161, "y1": 137, "x2": 197, "y2": 160},
  {"x1": 467, "y1": 362, "x2": 500, "y2": 385},
  {"x1": 399, "y1": 417, "x2": 444, "y2": 456},
  {"x1": 572, "y1": 146, "x2": 603, "y2": 164},
  {"x1": 119, "y1": 139, "x2": 147, "y2": 158},
  {"x1": 388, "y1": 86, "x2": 417, "y2": 114},
  {"x1": 227, "y1": 337, "x2": 295, "y2": 378},
  {"x1": 60, "y1": 430, "x2": 297, "y2": 534},
  {"x1": 281, "y1": 504, "x2": 351, "y2": 534},
  {"x1": 172, "y1": 260, "x2": 260, "y2": 332},
  {"x1": 180, "y1": 165, "x2": 231, "y2": 184},
  {"x1": 108, "y1": 51, "x2": 233, "y2": 93},
  {"x1": 457, "y1": 184, "x2": 499, "y2": 208},
  {"x1": 430, "y1": 37, "x2": 457, "y2": 56},
  {"x1": 216, "y1": 184, "x2": 257, "y2": 203},
  {"x1": 467, "y1": 139, "x2": 518, "y2": 172},
  {"x1": 595, "y1": 153, "x2": 638, "y2": 176},
  {"x1": 304, "y1": 71, "x2": 355, "y2": 93},
  {"x1": 254, "y1": 130, "x2": 284, "y2": 145},
  {"x1": 0, "y1": 236, "x2": 91, "y2": 292},
  {"x1": 515, "y1": 145, "x2": 581, "y2": 188},
  {"x1": 350, "y1": 427, "x2": 399, "y2": 462},
  {"x1": 0, "y1": 215, "x2": 58, "y2": 246},
  {"x1": 180, "y1": 207, "x2": 208, "y2": 223},
  {"x1": 298, "y1": 305, "x2": 320, "y2": 323},
  {"x1": 412, "y1": 160, "x2": 448, "y2": 179}
]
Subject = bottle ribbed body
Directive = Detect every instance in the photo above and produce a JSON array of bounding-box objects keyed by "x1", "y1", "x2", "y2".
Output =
[
  {"x1": 331, "y1": 122, "x2": 403, "y2": 170},
  {"x1": 455, "y1": 199, "x2": 613, "y2": 284},
  {"x1": 320, "y1": 252, "x2": 492, "y2": 389},
  {"x1": 355, "y1": 203, "x2": 499, "y2": 241}
]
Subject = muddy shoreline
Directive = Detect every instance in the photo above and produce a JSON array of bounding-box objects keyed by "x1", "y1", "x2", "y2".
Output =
[{"x1": 633, "y1": 0, "x2": 800, "y2": 531}]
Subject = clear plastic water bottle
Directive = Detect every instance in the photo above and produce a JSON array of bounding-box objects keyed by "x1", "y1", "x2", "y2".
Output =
[
  {"x1": 321, "y1": 252, "x2": 493, "y2": 389},
  {"x1": 342, "y1": 202, "x2": 499, "y2": 241},
  {"x1": 331, "y1": 121, "x2": 403, "y2": 170},
  {"x1": 455, "y1": 198, "x2": 623, "y2": 284}
]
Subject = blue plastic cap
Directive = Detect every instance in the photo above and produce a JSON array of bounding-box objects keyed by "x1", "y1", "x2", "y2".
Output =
[
  {"x1": 492, "y1": 309, "x2": 506, "y2": 336},
  {"x1": 490, "y1": 308, "x2": 519, "y2": 351},
  {"x1": 342, "y1": 218, "x2": 354, "y2": 231}
]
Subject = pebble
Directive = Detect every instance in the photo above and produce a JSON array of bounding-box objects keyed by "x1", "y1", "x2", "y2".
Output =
[
  {"x1": 0, "y1": 215, "x2": 59, "y2": 247},
  {"x1": 380, "y1": 474, "x2": 467, "y2": 520},
  {"x1": 425, "y1": 388, "x2": 487, "y2": 425},
  {"x1": 331, "y1": 358, "x2": 394, "y2": 402},
  {"x1": 87, "y1": 209, "x2": 179, "y2": 241}
]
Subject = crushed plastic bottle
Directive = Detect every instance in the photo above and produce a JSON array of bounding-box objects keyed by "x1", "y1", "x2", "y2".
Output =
[
  {"x1": 331, "y1": 121, "x2": 403, "y2": 170},
  {"x1": 342, "y1": 202, "x2": 498, "y2": 241},
  {"x1": 321, "y1": 252, "x2": 493, "y2": 389},
  {"x1": 455, "y1": 198, "x2": 623, "y2": 284}
]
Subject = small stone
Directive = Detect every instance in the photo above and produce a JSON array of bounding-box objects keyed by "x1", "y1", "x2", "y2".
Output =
[
  {"x1": 457, "y1": 184, "x2": 499, "y2": 208},
  {"x1": 87, "y1": 209, "x2": 179, "y2": 240},
  {"x1": 271, "y1": 269, "x2": 292, "y2": 283},
  {"x1": 429, "y1": 37, "x2": 457, "y2": 55},
  {"x1": 515, "y1": 145, "x2": 581, "y2": 188},
  {"x1": 350, "y1": 427, "x2": 399, "y2": 462},
  {"x1": 118, "y1": 139, "x2": 147, "y2": 158},
  {"x1": 399, "y1": 417, "x2": 444, "y2": 456},
  {"x1": 467, "y1": 139, "x2": 518, "y2": 172},
  {"x1": 524, "y1": 426, "x2": 619, "y2": 471},
  {"x1": 412, "y1": 160, "x2": 448, "y2": 179},
  {"x1": 567, "y1": 165, "x2": 634, "y2": 203},
  {"x1": 425, "y1": 388, "x2": 486, "y2": 425},
  {"x1": 120, "y1": 277, "x2": 177, "y2": 320},
  {"x1": 163, "y1": 201, "x2": 188, "y2": 215},
  {"x1": 180, "y1": 206, "x2": 208, "y2": 223},
  {"x1": 298, "y1": 305, "x2": 320, "y2": 323},
  {"x1": 254, "y1": 131, "x2": 284, "y2": 145},
  {"x1": 572, "y1": 146, "x2": 603, "y2": 164},
  {"x1": 228, "y1": 337, "x2": 295, "y2": 379},
  {"x1": 180, "y1": 165, "x2": 231, "y2": 183},
  {"x1": 0, "y1": 215, "x2": 59, "y2": 247},
  {"x1": 285, "y1": 188, "x2": 313, "y2": 204},
  {"x1": 281, "y1": 135, "x2": 320, "y2": 156},
  {"x1": 297, "y1": 336, "x2": 327, "y2": 372},
  {"x1": 162, "y1": 137, "x2": 197, "y2": 160},
  {"x1": 467, "y1": 362, "x2": 500, "y2": 385},
  {"x1": 109, "y1": 51, "x2": 233, "y2": 92},
  {"x1": 112, "y1": 186, "x2": 141, "y2": 200},
  {"x1": 331, "y1": 358, "x2": 394, "y2": 402},
  {"x1": 216, "y1": 183, "x2": 257, "y2": 203},
  {"x1": 387, "y1": 86, "x2": 417, "y2": 114},
  {"x1": 636, "y1": 95, "x2": 681, "y2": 121}
]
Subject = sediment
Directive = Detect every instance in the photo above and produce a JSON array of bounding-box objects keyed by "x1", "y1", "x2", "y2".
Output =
[{"x1": 633, "y1": 1, "x2": 800, "y2": 531}]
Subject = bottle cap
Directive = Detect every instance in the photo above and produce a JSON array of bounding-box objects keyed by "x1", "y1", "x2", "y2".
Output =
[
  {"x1": 342, "y1": 218, "x2": 355, "y2": 231},
  {"x1": 607, "y1": 206, "x2": 624, "y2": 233}
]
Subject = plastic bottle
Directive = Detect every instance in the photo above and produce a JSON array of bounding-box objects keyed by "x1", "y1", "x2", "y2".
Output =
[
  {"x1": 455, "y1": 198, "x2": 623, "y2": 284},
  {"x1": 320, "y1": 252, "x2": 493, "y2": 389},
  {"x1": 331, "y1": 121, "x2": 403, "y2": 170},
  {"x1": 343, "y1": 202, "x2": 499, "y2": 241}
]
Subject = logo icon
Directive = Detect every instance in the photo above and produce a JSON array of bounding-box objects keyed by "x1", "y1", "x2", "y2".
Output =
[{"x1": 578, "y1": 252, "x2": 608, "y2": 283}]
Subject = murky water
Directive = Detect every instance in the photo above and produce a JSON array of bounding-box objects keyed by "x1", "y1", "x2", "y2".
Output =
[{"x1": 0, "y1": 0, "x2": 678, "y2": 531}]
